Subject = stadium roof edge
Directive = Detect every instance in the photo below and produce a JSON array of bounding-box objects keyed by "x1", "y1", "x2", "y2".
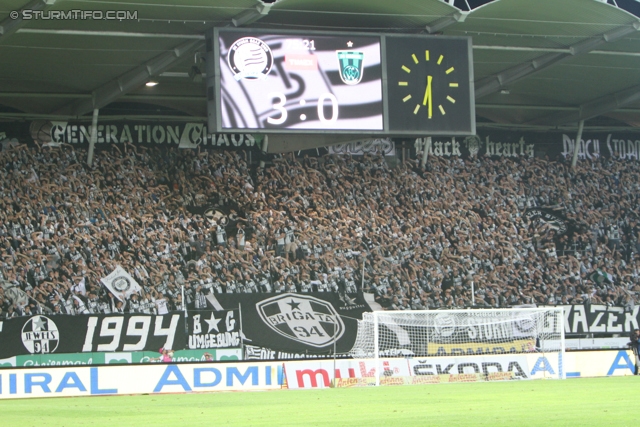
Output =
[{"x1": 1, "y1": 0, "x2": 640, "y2": 131}]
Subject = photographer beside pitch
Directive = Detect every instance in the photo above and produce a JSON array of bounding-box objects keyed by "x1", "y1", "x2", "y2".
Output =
[{"x1": 630, "y1": 329, "x2": 640, "y2": 375}]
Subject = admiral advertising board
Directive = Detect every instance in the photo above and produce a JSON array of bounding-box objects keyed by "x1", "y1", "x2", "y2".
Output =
[
  {"x1": 564, "y1": 350, "x2": 636, "y2": 378},
  {"x1": 0, "y1": 362, "x2": 285, "y2": 399},
  {"x1": 0, "y1": 351, "x2": 635, "y2": 398}
]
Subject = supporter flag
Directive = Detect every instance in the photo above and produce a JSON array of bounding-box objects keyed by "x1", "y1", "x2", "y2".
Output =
[
  {"x1": 100, "y1": 266, "x2": 142, "y2": 301},
  {"x1": 1, "y1": 282, "x2": 29, "y2": 307},
  {"x1": 72, "y1": 295, "x2": 89, "y2": 314},
  {"x1": 186, "y1": 204, "x2": 242, "y2": 226},
  {"x1": 590, "y1": 269, "x2": 614, "y2": 285},
  {"x1": 72, "y1": 277, "x2": 86, "y2": 296},
  {"x1": 524, "y1": 207, "x2": 574, "y2": 236}
]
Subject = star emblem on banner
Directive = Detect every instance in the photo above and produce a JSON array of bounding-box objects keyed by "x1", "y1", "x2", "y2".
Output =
[
  {"x1": 347, "y1": 41, "x2": 353, "y2": 48},
  {"x1": 33, "y1": 316, "x2": 46, "y2": 331},
  {"x1": 204, "y1": 313, "x2": 221, "y2": 333},
  {"x1": 287, "y1": 299, "x2": 301, "y2": 310}
]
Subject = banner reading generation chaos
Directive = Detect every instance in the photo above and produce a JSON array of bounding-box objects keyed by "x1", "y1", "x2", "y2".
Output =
[
  {"x1": 35, "y1": 120, "x2": 259, "y2": 149},
  {"x1": 0, "y1": 313, "x2": 185, "y2": 359}
]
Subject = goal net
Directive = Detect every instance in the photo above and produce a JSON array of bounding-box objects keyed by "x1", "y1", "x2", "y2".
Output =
[{"x1": 348, "y1": 308, "x2": 565, "y2": 386}]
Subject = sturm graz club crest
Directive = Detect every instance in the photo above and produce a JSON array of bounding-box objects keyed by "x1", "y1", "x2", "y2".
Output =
[
  {"x1": 257, "y1": 294, "x2": 345, "y2": 348},
  {"x1": 336, "y1": 50, "x2": 365, "y2": 85},
  {"x1": 513, "y1": 315, "x2": 536, "y2": 337},
  {"x1": 433, "y1": 313, "x2": 456, "y2": 340},
  {"x1": 21, "y1": 315, "x2": 59, "y2": 354},
  {"x1": 227, "y1": 37, "x2": 274, "y2": 81},
  {"x1": 112, "y1": 276, "x2": 132, "y2": 293},
  {"x1": 204, "y1": 207, "x2": 229, "y2": 226}
]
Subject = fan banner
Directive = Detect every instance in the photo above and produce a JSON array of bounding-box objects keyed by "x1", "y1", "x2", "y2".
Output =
[
  {"x1": 11, "y1": 121, "x2": 640, "y2": 160},
  {"x1": 552, "y1": 304, "x2": 639, "y2": 336},
  {"x1": 35, "y1": 120, "x2": 260, "y2": 150},
  {"x1": 243, "y1": 344, "x2": 353, "y2": 361},
  {"x1": 187, "y1": 309, "x2": 241, "y2": 349},
  {"x1": 208, "y1": 292, "x2": 371, "y2": 355},
  {"x1": 100, "y1": 266, "x2": 142, "y2": 301},
  {"x1": 405, "y1": 131, "x2": 640, "y2": 161},
  {"x1": 524, "y1": 207, "x2": 576, "y2": 236},
  {"x1": 0, "y1": 313, "x2": 186, "y2": 359}
]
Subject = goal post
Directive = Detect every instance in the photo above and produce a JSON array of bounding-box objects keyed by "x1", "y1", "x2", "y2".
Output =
[{"x1": 350, "y1": 307, "x2": 565, "y2": 385}]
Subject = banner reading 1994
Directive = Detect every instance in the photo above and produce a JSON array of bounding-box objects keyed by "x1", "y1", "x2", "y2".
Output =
[{"x1": 0, "y1": 313, "x2": 186, "y2": 359}]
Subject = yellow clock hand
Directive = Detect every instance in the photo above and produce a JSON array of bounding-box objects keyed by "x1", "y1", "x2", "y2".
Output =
[{"x1": 422, "y1": 75, "x2": 433, "y2": 119}]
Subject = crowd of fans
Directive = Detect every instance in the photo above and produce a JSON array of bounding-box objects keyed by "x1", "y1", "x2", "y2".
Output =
[{"x1": 0, "y1": 140, "x2": 638, "y2": 319}]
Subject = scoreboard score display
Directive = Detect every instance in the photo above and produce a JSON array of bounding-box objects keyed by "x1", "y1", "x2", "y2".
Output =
[{"x1": 207, "y1": 29, "x2": 475, "y2": 136}]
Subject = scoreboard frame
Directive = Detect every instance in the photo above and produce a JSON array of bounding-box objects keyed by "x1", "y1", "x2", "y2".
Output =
[{"x1": 206, "y1": 27, "x2": 475, "y2": 137}]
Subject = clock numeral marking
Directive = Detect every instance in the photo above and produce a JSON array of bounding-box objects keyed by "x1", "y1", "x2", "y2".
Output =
[
  {"x1": 439, "y1": 105, "x2": 446, "y2": 115},
  {"x1": 437, "y1": 55, "x2": 444, "y2": 65},
  {"x1": 398, "y1": 82, "x2": 408, "y2": 86},
  {"x1": 403, "y1": 95, "x2": 412, "y2": 102},
  {"x1": 412, "y1": 54, "x2": 419, "y2": 64},
  {"x1": 402, "y1": 65, "x2": 411, "y2": 73},
  {"x1": 446, "y1": 66, "x2": 455, "y2": 74},
  {"x1": 413, "y1": 104, "x2": 421, "y2": 115},
  {"x1": 425, "y1": 50, "x2": 430, "y2": 61},
  {"x1": 449, "y1": 83, "x2": 459, "y2": 87},
  {"x1": 447, "y1": 96, "x2": 456, "y2": 104}
]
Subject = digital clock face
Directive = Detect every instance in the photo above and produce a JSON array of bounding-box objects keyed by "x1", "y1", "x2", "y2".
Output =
[{"x1": 217, "y1": 30, "x2": 383, "y2": 131}]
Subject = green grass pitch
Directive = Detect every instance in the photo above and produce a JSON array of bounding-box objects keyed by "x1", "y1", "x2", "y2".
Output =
[{"x1": 0, "y1": 377, "x2": 635, "y2": 426}]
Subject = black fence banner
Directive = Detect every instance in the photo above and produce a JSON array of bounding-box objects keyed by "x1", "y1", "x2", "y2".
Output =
[
  {"x1": 187, "y1": 309, "x2": 241, "y2": 349},
  {"x1": 243, "y1": 344, "x2": 352, "y2": 361},
  {"x1": 0, "y1": 312, "x2": 186, "y2": 359},
  {"x1": 406, "y1": 131, "x2": 640, "y2": 161},
  {"x1": 27, "y1": 120, "x2": 261, "y2": 150},
  {"x1": 209, "y1": 292, "x2": 371, "y2": 355},
  {"x1": 558, "y1": 304, "x2": 638, "y2": 336}
]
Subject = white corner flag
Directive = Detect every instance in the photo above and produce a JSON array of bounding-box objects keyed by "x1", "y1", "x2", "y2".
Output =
[{"x1": 101, "y1": 266, "x2": 142, "y2": 301}]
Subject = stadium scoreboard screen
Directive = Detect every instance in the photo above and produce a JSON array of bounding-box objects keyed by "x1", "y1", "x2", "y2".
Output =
[{"x1": 207, "y1": 28, "x2": 475, "y2": 136}]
